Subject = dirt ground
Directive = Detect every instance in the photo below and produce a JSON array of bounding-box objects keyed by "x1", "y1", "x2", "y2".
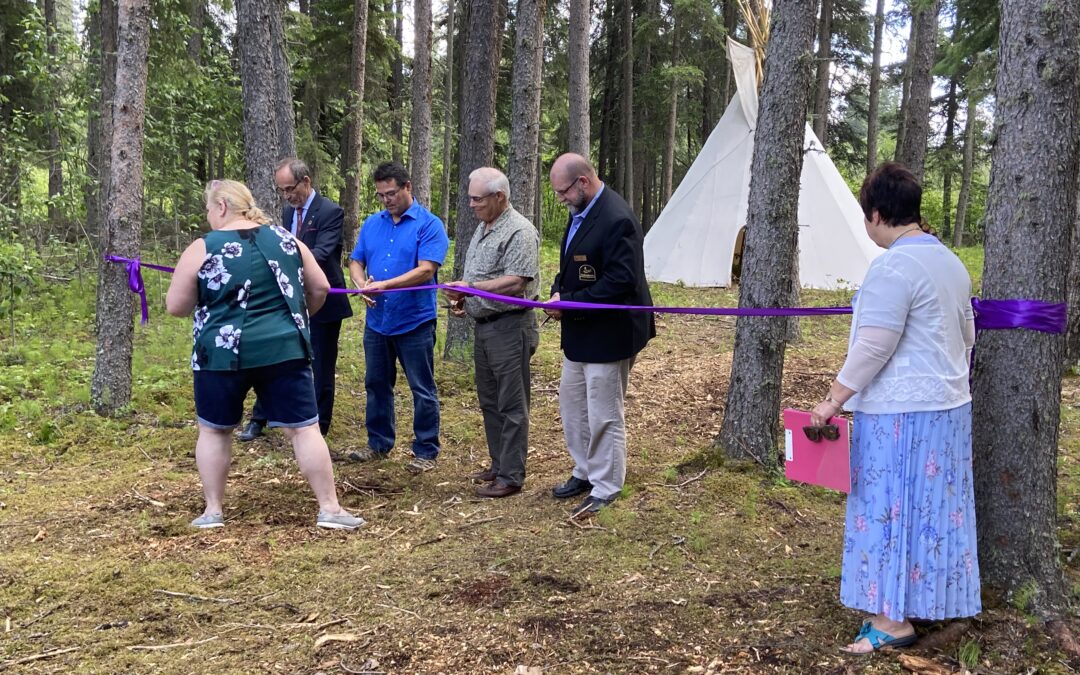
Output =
[{"x1": 1, "y1": 305, "x2": 1079, "y2": 674}]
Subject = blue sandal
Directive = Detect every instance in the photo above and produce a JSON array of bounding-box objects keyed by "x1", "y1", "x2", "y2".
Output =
[{"x1": 842, "y1": 621, "x2": 918, "y2": 653}]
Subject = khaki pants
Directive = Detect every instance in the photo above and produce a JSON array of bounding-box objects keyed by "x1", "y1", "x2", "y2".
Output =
[{"x1": 558, "y1": 356, "x2": 632, "y2": 500}]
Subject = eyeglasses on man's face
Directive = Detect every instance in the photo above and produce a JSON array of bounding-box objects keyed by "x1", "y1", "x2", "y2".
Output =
[
  {"x1": 375, "y1": 188, "x2": 402, "y2": 202},
  {"x1": 553, "y1": 176, "x2": 582, "y2": 197},
  {"x1": 468, "y1": 193, "x2": 495, "y2": 204},
  {"x1": 276, "y1": 180, "x2": 302, "y2": 195}
]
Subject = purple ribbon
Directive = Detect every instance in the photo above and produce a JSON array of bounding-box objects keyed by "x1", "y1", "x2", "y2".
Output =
[
  {"x1": 971, "y1": 297, "x2": 1067, "y2": 334},
  {"x1": 102, "y1": 254, "x2": 1069, "y2": 331}
]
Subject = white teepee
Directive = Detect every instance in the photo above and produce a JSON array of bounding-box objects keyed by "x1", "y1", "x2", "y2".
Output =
[{"x1": 644, "y1": 38, "x2": 881, "y2": 290}]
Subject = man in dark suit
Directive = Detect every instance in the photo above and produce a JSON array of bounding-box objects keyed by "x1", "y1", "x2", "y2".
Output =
[
  {"x1": 238, "y1": 157, "x2": 353, "y2": 440},
  {"x1": 543, "y1": 153, "x2": 655, "y2": 517}
]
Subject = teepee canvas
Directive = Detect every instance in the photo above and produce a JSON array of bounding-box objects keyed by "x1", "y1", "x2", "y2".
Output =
[{"x1": 644, "y1": 38, "x2": 881, "y2": 290}]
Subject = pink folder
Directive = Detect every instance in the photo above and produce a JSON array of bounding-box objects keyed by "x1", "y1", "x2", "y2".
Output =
[{"x1": 782, "y1": 408, "x2": 851, "y2": 493}]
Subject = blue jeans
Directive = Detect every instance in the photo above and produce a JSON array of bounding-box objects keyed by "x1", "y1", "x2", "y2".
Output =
[{"x1": 363, "y1": 320, "x2": 440, "y2": 459}]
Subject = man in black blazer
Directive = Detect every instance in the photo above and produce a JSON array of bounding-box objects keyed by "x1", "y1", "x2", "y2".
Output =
[
  {"x1": 543, "y1": 153, "x2": 655, "y2": 517},
  {"x1": 238, "y1": 158, "x2": 353, "y2": 440}
]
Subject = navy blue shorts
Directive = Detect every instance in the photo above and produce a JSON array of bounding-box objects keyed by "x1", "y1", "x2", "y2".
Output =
[{"x1": 193, "y1": 358, "x2": 319, "y2": 430}]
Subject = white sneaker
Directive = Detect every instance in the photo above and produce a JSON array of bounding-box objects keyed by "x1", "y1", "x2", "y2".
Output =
[
  {"x1": 316, "y1": 511, "x2": 366, "y2": 530},
  {"x1": 191, "y1": 513, "x2": 224, "y2": 529}
]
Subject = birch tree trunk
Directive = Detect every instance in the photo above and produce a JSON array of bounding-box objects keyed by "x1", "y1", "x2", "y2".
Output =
[
  {"x1": 342, "y1": 0, "x2": 370, "y2": 249},
  {"x1": 954, "y1": 93, "x2": 978, "y2": 248},
  {"x1": 445, "y1": 0, "x2": 505, "y2": 360},
  {"x1": 91, "y1": 0, "x2": 150, "y2": 416},
  {"x1": 811, "y1": 0, "x2": 832, "y2": 147},
  {"x1": 895, "y1": 0, "x2": 940, "y2": 181},
  {"x1": 865, "y1": 0, "x2": 885, "y2": 173},
  {"x1": 972, "y1": 0, "x2": 1080, "y2": 617},
  {"x1": 567, "y1": 0, "x2": 590, "y2": 156},
  {"x1": 409, "y1": 0, "x2": 434, "y2": 206},
  {"x1": 440, "y1": 0, "x2": 456, "y2": 226},
  {"x1": 508, "y1": 0, "x2": 544, "y2": 225},
  {"x1": 716, "y1": 0, "x2": 820, "y2": 466},
  {"x1": 237, "y1": 0, "x2": 292, "y2": 214}
]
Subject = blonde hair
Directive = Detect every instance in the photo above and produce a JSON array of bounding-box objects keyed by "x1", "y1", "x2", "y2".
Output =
[{"x1": 204, "y1": 179, "x2": 272, "y2": 225}]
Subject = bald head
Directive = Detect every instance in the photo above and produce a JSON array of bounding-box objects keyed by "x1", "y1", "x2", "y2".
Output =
[{"x1": 550, "y1": 153, "x2": 602, "y2": 213}]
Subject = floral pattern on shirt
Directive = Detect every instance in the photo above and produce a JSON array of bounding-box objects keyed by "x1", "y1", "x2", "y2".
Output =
[
  {"x1": 222, "y1": 241, "x2": 243, "y2": 258},
  {"x1": 198, "y1": 254, "x2": 232, "y2": 290},
  {"x1": 214, "y1": 325, "x2": 241, "y2": 353},
  {"x1": 267, "y1": 260, "x2": 294, "y2": 298}
]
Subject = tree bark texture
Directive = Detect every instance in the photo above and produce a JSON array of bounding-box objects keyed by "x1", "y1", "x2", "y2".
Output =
[
  {"x1": 236, "y1": 0, "x2": 291, "y2": 214},
  {"x1": 940, "y1": 78, "x2": 958, "y2": 236},
  {"x1": 1067, "y1": 183, "x2": 1080, "y2": 366},
  {"x1": 445, "y1": 0, "x2": 505, "y2": 360},
  {"x1": 893, "y1": 15, "x2": 917, "y2": 162},
  {"x1": 86, "y1": 0, "x2": 118, "y2": 241},
  {"x1": 662, "y1": 8, "x2": 679, "y2": 203},
  {"x1": 440, "y1": 0, "x2": 456, "y2": 226},
  {"x1": 390, "y1": 0, "x2": 405, "y2": 163},
  {"x1": 717, "y1": 0, "x2": 820, "y2": 467},
  {"x1": 186, "y1": 0, "x2": 205, "y2": 61},
  {"x1": 954, "y1": 92, "x2": 978, "y2": 247},
  {"x1": 269, "y1": 0, "x2": 297, "y2": 161},
  {"x1": 811, "y1": 0, "x2": 832, "y2": 147},
  {"x1": 895, "y1": 0, "x2": 940, "y2": 181},
  {"x1": 342, "y1": 0, "x2": 370, "y2": 250},
  {"x1": 865, "y1": 0, "x2": 884, "y2": 173},
  {"x1": 567, "y1": 0, "x2": 590, "y2": 156},
  {"x1": 91, "y1": 0, "x2": 150, "y2": 416},
  {"x1": 508, "y1": 0, "x2": 544, "y2": 226},
  {"x1": 972, "y1": 0, "x2": 1080, "y2": 617},
  {"x1": 409, "y1": 0, "x2": 434, "y2": 207}
]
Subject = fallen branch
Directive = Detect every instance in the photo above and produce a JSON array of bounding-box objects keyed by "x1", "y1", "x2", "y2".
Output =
[
  {"x1": 645, "y1": 469, "x2": 708, "y2": 489},
  {"x1": 375, "y1": 603, "x2": 421, "y2": 619},
  {"x1": 20, "y1": 603, "x2": 65, "y2": 628},
  {"x1": 154, "y1": 589, "x2": 235, "y2": 604},
  {"x1": 0, "y1": 646, "x2": 79, "y2": 669},
  {"x1": 127, "y1": 636, "x2": 218, "y2": 652},
  {"x1": 131, "y1": 488, "x2": 166, "y2": 508},
  {"x1": 457, "y1": 516, "x2": 502, "y2": 530}
]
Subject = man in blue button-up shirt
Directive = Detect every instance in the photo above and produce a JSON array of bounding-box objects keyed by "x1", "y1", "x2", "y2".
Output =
[{"x1": 347, "y1": 162, "x2": 449, "y2": 473}]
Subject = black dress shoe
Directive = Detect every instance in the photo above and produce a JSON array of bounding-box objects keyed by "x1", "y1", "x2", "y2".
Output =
[
  {"x1": 237, "y1": 421, "x2": 264, "y2": 442},
  {"x1": 467, "y1": 467, "x2": 497, "y2": 482},
  {"x1": 551, "y1": 475, "x2": 592, "y2": 499},
  {"x1": 475, "y1": 480, "x2": 521, "y2": 498},
  {"x1": 570, "y1": 495, "x2": 614, "y2": 517}
]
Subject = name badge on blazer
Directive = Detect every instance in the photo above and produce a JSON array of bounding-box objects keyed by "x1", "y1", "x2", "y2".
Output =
[
  {"x1": 578, "y1": 264, "x2": 597, "y2": 282},
  {"x1": 573, "y1": 255, "x2": 587, "y2": 262}
]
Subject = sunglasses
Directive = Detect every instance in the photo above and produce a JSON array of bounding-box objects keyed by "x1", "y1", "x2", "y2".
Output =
[{"x1": 802, "y1": 424, "x2": 840, "y2": 443}]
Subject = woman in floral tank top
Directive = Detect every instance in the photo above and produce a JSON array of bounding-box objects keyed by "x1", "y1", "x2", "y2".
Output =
[{"x1": 166, "y1": 180, "x2": 363, "y2": 531}]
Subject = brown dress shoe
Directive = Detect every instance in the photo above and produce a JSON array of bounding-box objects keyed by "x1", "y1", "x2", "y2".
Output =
[
  {"x1": 467, "y1": 467, "x2": 497, "y2": 482},
  {"x1": 475, "y1": 480, "x2": 521, "y2": 498}
]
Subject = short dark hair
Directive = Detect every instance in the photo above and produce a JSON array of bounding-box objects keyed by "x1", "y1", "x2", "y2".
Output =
[
  {"x1": 859, "y1": 162, "x2": 923, "y2": 227},
  {"x1": 276, "y1": 157, "x2": 311, "y2": 184},
  {"x1": 372, "y1": 161, "x2": 411, "y2": 188}
]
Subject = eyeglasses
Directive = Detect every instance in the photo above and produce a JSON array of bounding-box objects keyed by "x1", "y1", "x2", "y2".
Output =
[
  {"x1": 553, "y1": 176, "x2": 582, "y2": 197},
  {"x1": 375, "y1": 188, "x2": 402, "y2": 202},
  {"x1": 802, "y1": 424, "x2": 840, "y2": 443},
  {"x1": 468, "y1": 193, "x2": 494, "y2": 203},
  {"x1": 276, "y1": 181, "x2": 302, "y2": 195}
]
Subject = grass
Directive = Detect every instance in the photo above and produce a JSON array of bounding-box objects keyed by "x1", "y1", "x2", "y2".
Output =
[{"x1": 0, "y1": 241, "x2": 1077, "y2": 672}]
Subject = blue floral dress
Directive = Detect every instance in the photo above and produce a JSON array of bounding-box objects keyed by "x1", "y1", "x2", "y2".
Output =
[{"x1": 840, "y1": 404, "x2": 982, "y2": 620}]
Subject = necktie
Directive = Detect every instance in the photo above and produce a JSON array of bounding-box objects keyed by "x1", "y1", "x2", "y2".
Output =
[{"x1": 295, "y1": 209, "x2": 304, "y2": 237}]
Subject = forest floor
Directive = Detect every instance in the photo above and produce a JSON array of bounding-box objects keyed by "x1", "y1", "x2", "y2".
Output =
[{"x1": 1, "y1": 247, "x2": 1079, "y2": 674}]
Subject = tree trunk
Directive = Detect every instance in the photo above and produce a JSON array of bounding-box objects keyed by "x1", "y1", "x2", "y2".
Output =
[
  {"x1": 620, "y1": 0, "x2": 634, "y2": 207},
  {"x1": 269, "y1": 0, "x2": 296, "y2": 161},
  {"x1": 86, "y1": 0, "x2": 118, "y2": 242},
  {"x1": 895, "y1": 0, "x2": 940, "y2": 181},
  {"x1": 662, "y1": 8, "x2": 679, "y2": 203},
  {"x1": 954, "y1": 92, "x2": 978, "y2": 247},
  {"x1": 91, "y1": 0, "x2": 150, "y2": 416},
  {"x1": 972, "y1": 0, "x2": 1079, "y2": 618},
  {"x1": 410, "y1": 0, "x2": 434, "y2": 206},
  {"x1": 893, "y1": 14, "x2": 917, "y2": 161},
  {"x1": 391, "y1": 0, "x2": 405, "y2": 163},
  {"x1": 341, "y1": 0, "x2": 370, "y2": 250},
  {"x1": 717, "y1": 0, "x2": 820, "y2": 467},
  {"x1": 865, "y1": 0, "x2": 884, "y2": 173},
  {"x1": 440, "y1": 0, "x2": 456, "y2": 226},
  {"x1": 940, "y1": 78, "x2": 958, "y2": 237},
  {"x1": 186, "y1": 0, "x2": 205, "y2": 61},
  {"x1": 567, "y1": 0, "x2": 590, "y2": 156},
  {"x1": 508, "y1": 0, "x2": 545, "y2": 225},
  {"x1": 722, "y1": 0, "x2": 737, "y2": 106},
  {"x1": 597, "y1": 0, "x2": 617, "y2": 180},
  {"x1": 811, "y1": 0, "x2": 832, "y2": 147},
  {"x1": 236, "y1": 0, "x2": 291, "y2": 214},
  {"x1": 445, "y1": 0, "x2": 505, "y2": 360},
  {"x1": 45, "y1": 0, "x2": 64, "y2": 230}
]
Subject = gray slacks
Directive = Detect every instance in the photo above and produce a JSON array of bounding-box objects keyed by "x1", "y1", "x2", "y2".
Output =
[
  {"x1": 474, "y1": 311, "x2": 539, "y2": 486},
  {"x1": 558, "y1": 356, "x2": 632, "y2": 500}
]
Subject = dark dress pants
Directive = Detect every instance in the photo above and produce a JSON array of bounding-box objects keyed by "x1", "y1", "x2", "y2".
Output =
[{"x1": 252, "y1": 319, "x2": 342, "y2": 435}]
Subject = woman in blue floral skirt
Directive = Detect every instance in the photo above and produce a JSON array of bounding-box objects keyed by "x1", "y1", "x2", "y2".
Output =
[
  {"x1": 811, "y1": 162, "x2": 981, "y2": 653},
  {"x1": 166, "y1": 180, "x2": 363, "y2": 531}
]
